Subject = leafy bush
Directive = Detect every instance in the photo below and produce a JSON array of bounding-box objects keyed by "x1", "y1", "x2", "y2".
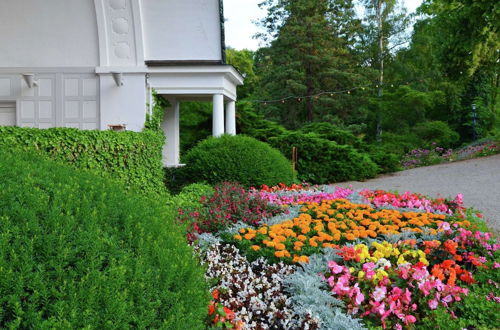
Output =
[
  {"x1": 178, "y1": 182, "x2": 283, "y2": 240},
  {"x1": 412, "y1": 121, "x2": 460, "y2": 148},
  {"x1": 268, "y1": 132, "x2": 378, "y2": 184},
  {"x1": 166, "y1": 183, "x2": 215, "y2": 211},
  {"x1": 236, "y1": 101, "x2": 288, "y2": 142},
  {"x1": 300, "y1": 122, "x2": 365, "y2": 150},
  {"x1": 178, "y1": 135, "x2": 295, "y2": 188},
  {"x1": 0, "y1": 126, "x2": 165, "y2": 194},
  {"x1": 367, "y1": 147, "x2": 402, "y2": 173},
  {"x1": 0, "y1": 149, "x2": 208, "y2": 328},
  {"x1": 378, "y1": 131, "x2": 422, "y2": 155}
]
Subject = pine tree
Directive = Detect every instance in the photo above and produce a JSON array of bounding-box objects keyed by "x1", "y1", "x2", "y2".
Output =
[{"x1": 255, "y1": 0, "x2": 369, "y2": 128}]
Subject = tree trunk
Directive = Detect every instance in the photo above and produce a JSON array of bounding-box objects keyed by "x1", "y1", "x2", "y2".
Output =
[{"x1": 376, "y1": 0, "x2": 384, "y2": 141}]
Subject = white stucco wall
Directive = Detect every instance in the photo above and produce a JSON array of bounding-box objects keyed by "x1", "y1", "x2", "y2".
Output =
[
  {"x1": 141, "y1": 0, "x2": 222, "y2": 62},
  {"x1": 0, "y1": 0, "x2": 99, "y2": 67},
  {"x1": 99, "y1": 73, "x2": 146, "y2": 132}
]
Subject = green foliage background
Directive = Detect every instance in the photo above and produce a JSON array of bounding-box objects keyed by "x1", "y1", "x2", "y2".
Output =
[{"x1": 0, "y1": 149, "x2": 208, "y2": 328}]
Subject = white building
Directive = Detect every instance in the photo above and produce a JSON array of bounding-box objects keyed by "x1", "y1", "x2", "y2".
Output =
[{"x1": 0, "y1": 0, "x2": 244, "y2": 166}]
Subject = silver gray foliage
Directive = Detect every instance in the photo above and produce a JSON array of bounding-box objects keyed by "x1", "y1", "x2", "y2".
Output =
[{"x1": 284, "y1": 250, "x2": 367, "y2": 330}]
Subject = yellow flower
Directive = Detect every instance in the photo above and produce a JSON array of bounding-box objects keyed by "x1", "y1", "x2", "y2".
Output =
[{"x1": 358, "y1": 271, "x2": 366, "y2": 279}]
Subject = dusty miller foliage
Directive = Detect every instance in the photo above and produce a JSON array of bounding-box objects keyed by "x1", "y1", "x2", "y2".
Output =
[{"x1": 284, "y1": 249, "x2": 367, "y2": 330}]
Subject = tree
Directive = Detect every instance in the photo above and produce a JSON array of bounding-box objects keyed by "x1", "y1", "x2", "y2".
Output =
[
  {"x1": 358, "y1": 0, "x2": 410, "y2": 139},
  {"x1": 255, "y1": 0, "x2": 370, "y2": 128},
  {"x1": 226, "y1": 48, "x2": 258, "y2": 99}
]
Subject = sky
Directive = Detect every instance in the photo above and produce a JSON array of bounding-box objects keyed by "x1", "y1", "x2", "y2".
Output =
[{"x1": 223, "y1": 0, "x2": 424, "y2": 51}]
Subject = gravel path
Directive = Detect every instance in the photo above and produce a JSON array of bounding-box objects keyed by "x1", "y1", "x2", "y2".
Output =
[{"x1": 338, "y1": 154, "x2": 500, "y2": 233}]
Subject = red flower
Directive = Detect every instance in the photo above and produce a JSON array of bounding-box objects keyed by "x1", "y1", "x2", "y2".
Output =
[
  {"x1": 208, "y1": 302, "x2": 215, "y2": 316},
  {"x1": 224, "y1": 307, "x2": 235, "y2": 320},
  {"x1": 212, "y1": 289, "x2": 219, "y2": 300}
]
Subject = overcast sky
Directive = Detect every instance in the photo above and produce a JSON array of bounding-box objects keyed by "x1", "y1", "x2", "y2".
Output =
[{"x1": 223, "y1": 0, "x2": 424, "y2": 50}]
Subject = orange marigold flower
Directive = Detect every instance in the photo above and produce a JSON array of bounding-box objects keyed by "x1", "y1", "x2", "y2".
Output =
[
  {"x1": 275, "y1": 250, "x2": 285, "y2": 258},
  {"x1": 233, "y1": 234, "x2": 242, "y2": 241},
  {"x1": 345, "y1": 233, "x2": 356, "y2": 241},
  {"x1": 244, "y1": 233, "x2": 255, "y2": 240},
  {"x1": 251, "y1": 245, "x2": 261, "y2": 251},
  {"x1": 258, "y1": 227, "x2": 268, "y2": 235},
  {"x1": 275, "y1": 243, "x2": 286, "y2": 250}
]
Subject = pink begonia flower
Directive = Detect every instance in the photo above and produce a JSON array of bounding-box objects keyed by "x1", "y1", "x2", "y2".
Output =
[
  {"x1": 493, "y1": 262, "x2": 500, "y2": 269},
  {"x1": 402, "y1": 289, "x2": 412, "y2": 304},
  {"x1": 439, "y1": 222, "x2": 451, "y2": 231},
  {"x1": 328, "y1": 261, "x2": 344, "y2": 274},
  {"x1": 327, "y1": 276, "x2": 336, "y2": 288},
  {"x1": 405, "y1": 315, "x2": 417, "y2": 324},
  {"x1": 419, "y1": 280, "x2": 435, "y2": 296},
  {"x1": 412, "y1": 267, "x2": 428, "y2": 281},
  {"x1": 372, "y1": 286, "x2": 387, "y2": 302},
  {"x1": 363, "y1": 262, "x2": 376, "y2": 272},
  {"x1": 395, "y1": 323, "x2": 403, "y2": 330},
  {"x1": 371, "y1": 301, "x2": 385, "y2": 315},
  {"x1": 442, "y1": 294, "x2": 453, "y2": 305},
  {"x1": 398, "y1": 265, "x2": 410, "y2": 279},
  {"x1": 428, "y1": 299, "x2": 438, "y2": 310},
  {"x1": 355, "y1": 291, "x2": 365, "y2": 306}
]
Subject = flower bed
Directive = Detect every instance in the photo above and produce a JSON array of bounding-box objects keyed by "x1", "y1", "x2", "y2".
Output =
[
  {"x1": 182, "y1": 184, "x2": 499, "y2": 329},
  {"x1": 401, "y1": 140, "x2": 500, "y2": 170}
]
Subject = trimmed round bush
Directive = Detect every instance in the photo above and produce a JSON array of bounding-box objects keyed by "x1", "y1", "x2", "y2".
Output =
[
  {"x1": 179, "y1": 135, "x2": 295, "y2": 188},
  {"x1": 0, "y1": 149, "x2": 208, "y2": 328}
]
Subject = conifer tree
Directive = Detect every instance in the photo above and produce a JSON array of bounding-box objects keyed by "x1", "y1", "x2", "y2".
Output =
[{"x1": 255, "y1": 0, "x2": 369, "y2": 128}]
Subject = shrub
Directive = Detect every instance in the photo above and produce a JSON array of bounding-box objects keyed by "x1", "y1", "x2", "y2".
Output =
[
  {"x1": 236, "y1": 101, "x2": 288, "y2": 142},
  {"x1": 412, "y1": 121, "x2": 460, "y2": 148},
  {"x1": 367, "y1": 147, "x2": 402, "y2": 173},
  {"x1": 268, "y1": 132, "x2": 378, "y2": 184},
  {"x1": 300, "y1": 122, "x2": 366, "y2": 150},
  {"x1": 178, "y1": 182, "x2": 283, "y2": 240},
  {"x1": 0, "y1": 149, "x2": 208, "y2": 328},
  {"x1": 166, "y1": 183, "x2": 215, "y2": 211},
  {"x1": 0, "y1": 126, "x2": 165, "y2": 194},
  {"x1": 178, "y1": 135, "x2": 295, "y2": 188},
  {"x1": 378, "y1": 131, "x2": 422, "y2": 155}
]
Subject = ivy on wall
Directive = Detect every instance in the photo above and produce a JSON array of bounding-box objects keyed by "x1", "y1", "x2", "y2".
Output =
[{"x1": 0, "y1": 126, "x2": 166, "y2": 195}]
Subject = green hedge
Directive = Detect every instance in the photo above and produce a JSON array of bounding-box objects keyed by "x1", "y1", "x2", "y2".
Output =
[
  {"x1": 300, "y1": 122, "x2": 366, "y2": 150},
  {"x1": 0, "y1": 126, "x2": 165, "y2": 194},
  {"x1": 412, "y1": 120, "x2": 460, "y2": 148},
  {"x1": 178, "y1": 135, "x2": 295, "y2": 188},
  {"x1": 268, "y1": 132, "x2": 379, "y2": 184},
  {"x1": 0, "y1": 149, "x2": 208, "y2": 328}
]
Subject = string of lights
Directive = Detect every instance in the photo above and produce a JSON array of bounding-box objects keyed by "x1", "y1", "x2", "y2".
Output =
[{"x1": 252, "y1": 80, "x2": 423, "y2": 105}]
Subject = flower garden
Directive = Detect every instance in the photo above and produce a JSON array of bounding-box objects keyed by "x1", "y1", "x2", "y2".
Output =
[{"x1": 181, "y1": 183, "x2": 500, "y2": 329}]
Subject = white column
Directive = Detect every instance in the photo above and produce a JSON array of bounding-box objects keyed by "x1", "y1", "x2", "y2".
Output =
[
  {"x1": 161, "y1": 97, "x2": 181, "y2": 166},
  {"x1": 225, "y1": 100, "x2": 236, "y2": 135},
  {"x1": 212, "y1": 94, "x2": 225, "y2": 137}
]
